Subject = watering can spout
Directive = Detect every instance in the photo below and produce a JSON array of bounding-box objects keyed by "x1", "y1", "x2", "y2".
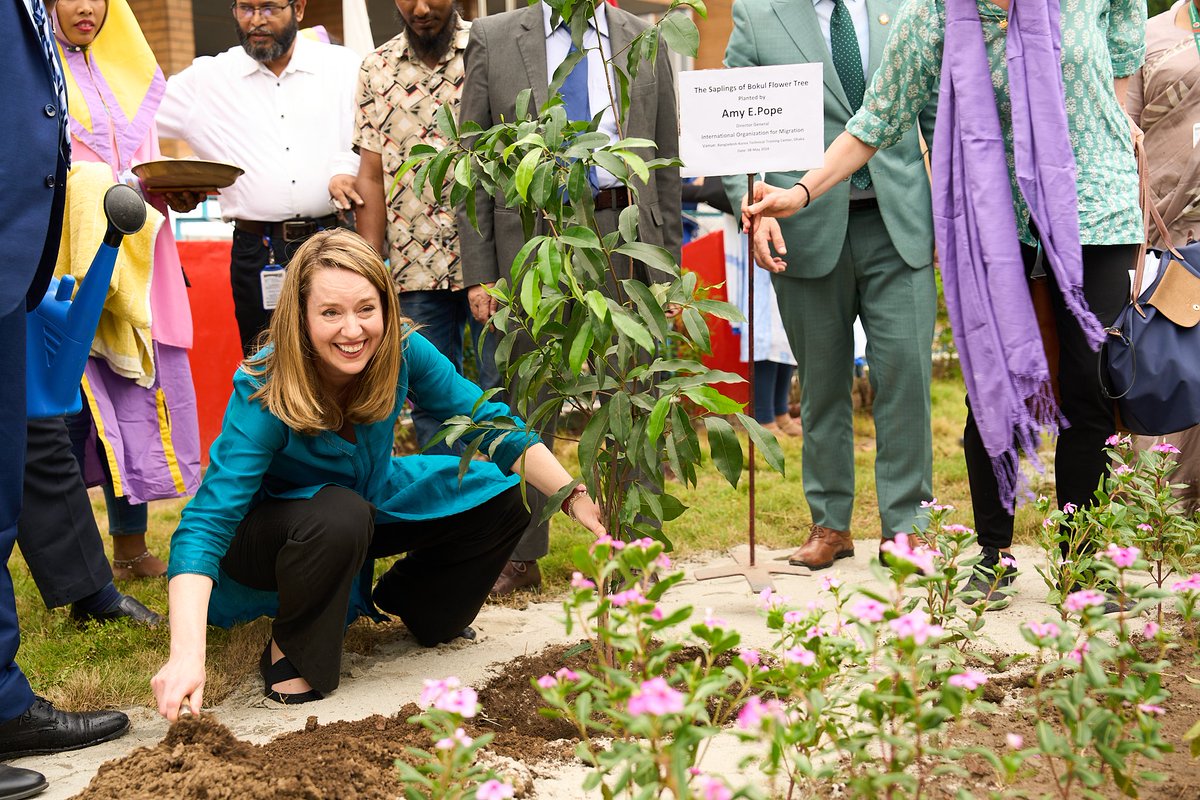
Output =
[{"x1": 26, "y1": 183, "x2": 147, "y2": 418}]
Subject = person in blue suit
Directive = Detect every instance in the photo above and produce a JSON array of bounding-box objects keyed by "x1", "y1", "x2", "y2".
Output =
[{"x1": 0, "y1": 4, "x2": 133, "y2": 798}]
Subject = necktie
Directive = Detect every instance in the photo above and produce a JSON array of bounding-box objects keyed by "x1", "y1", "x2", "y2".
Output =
[
  {"x1": 559, "y1": 29, "x2": 599, "y2": 191},
  {"x1": 30, "y1": 0, "x2": 70, "y2": 157},
  {"x1": 829, "y1": 0, "x2": 871, "y2": 190}
]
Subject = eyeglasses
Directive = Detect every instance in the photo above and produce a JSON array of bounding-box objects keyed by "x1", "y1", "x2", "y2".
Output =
[{"x1": 231, "y1": 1, "x2": 295, "y2": 20}]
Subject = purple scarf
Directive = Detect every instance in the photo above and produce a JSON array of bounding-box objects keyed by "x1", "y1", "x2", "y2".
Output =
[{"x1": 932, "y1": 0, "x2": 1104, "y2": 510}]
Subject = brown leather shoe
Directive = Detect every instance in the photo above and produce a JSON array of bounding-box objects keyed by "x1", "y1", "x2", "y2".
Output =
[
  {"x1": 489, "y1": 560, "x2": 542, "y2": 597},
  {"x1": 787, "y1": 524, "x2": 854, "y2": 569}
]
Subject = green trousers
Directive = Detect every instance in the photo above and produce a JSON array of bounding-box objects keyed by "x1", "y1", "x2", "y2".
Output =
[{"x1": 772, "y1": 205, "x2": 935, "y2": 538}]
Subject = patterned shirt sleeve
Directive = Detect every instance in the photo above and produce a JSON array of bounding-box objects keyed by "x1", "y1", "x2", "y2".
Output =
[
  {"x1": 846, "y1": 0, "x2": 944, "y2": 150},
  {"x1": 1106, "y1": 0, "x2": 1146, "y2": 78},
  {"x1": 353, "y1": 56, "x2": 382, "y2": 154}
]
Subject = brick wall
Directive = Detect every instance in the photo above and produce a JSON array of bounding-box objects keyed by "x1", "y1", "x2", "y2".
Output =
[
  {"x1": 695, "y1": 0, "x2": 732, "y2": 70},
  {"x1": 128, "y1": 0, "x2": 196, "y2": 76}
]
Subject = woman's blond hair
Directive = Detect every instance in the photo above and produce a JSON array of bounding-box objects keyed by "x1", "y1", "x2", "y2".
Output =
[{"x1": 244, "y1": 229, "x2": 408, "y2": 435}]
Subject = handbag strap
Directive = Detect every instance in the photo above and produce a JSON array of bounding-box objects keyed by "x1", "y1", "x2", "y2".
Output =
[{"x1": 1129, "y1": 119, "x2": 1186, "y2": 310}]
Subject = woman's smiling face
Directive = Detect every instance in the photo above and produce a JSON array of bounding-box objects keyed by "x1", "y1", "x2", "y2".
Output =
[
  {"x1": 305, "y1": 267, "x2": 384, "y2": 393},
  {"x1": 55, "y1": 0, "x2": 108, "y2": 47}
]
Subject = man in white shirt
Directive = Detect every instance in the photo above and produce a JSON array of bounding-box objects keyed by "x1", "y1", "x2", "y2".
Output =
[{"x1": 158, "y1": 0, "x2": 362, "y2": 353}]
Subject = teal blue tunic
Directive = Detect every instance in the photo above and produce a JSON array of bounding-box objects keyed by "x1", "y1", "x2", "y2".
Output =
[{"x1": 167, "y1": 330, "x2": 537, "y2": 627}]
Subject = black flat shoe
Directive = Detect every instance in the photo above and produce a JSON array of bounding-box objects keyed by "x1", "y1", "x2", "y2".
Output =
[
  {"x1": 0, "y1": 697, "x2": 129, "y2": 760},
  {"x1": 0, "y1": 765, "x2": 46, "y2": 800},
  {"x1": 70, "y1": 594, "x2": 162, "y2": 627},
  {"x1": 260, "y1": 641, "x2": 323, "y2": 705}
]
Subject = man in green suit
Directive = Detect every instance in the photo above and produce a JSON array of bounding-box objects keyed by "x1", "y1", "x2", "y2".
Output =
[{"x1": 722, "y1": 0, "x2": 936, "y2": 567}]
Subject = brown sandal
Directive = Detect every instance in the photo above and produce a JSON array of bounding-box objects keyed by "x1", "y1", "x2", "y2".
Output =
[{"x1": 112, "y1": 550, "x2": 167, "y2": 581}]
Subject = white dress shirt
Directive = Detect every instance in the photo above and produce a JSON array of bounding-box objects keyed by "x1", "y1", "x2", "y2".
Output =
[
  {"x1": 542, "y1": 1, "x2": 620, "y2": 189},
  {"x1": 157, "y1": 36, "x2": 361, "y2": 222},
  {"x1": 812, "y1": 0, "x2": 870, "y2": 76}
]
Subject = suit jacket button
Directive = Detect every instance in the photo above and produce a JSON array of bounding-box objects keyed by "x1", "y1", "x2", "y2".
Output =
[
  {"x1": 44, "y1": 104, "x2": 57, "y2": 117},
  {"x1": 45, "y1": 175, "x2": 56, "y2": 188}
]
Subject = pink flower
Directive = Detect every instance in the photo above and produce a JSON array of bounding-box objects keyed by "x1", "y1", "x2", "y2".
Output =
[
  {"x1": 948, "y1": 670, "x2": 988, "y2": 691},
  {"x1": 420, "y1": 678, "x2": 478, "y2": 717},
  {"x1": 609, "y1": 588, "x2": 645, "y2": 607},
  {"x1": 570, "y1": 572, "x2": 596, "y2": 590},
  {"x1": 554, "y1": 668, "x2": 578, "y2": 681},
  {"x1": 783, "y1": 610, "x2": 805, "y2": 625},
  {"x1": 702, "y1": 607, "x2": 728, "y2": 628},
  {"x1": 738, "y1": 648, "x2": 761, "y2": 666},
  {"x1": 476, "y1": 779, "x2": 515, "y2": 800},
  {"x1": 1137, "y1": 523, "x2": 1153, "y2": 532},
  {"x1": 758, "y1": 588, "x2": 786, "y2": 610},
  {"x1": 650, "y1": 607, "x2": 664, "y2": 621},
  {"x1": 783, "y1": 647, "x2": 816, "y2": 666},
  {"x1": 736, "y1": 695, "x2": 786, "y2": 729},
  {"x1": 1114, "y1": 464, "x2": 1134, "y2": 476},
  {"x1": 1105, "y1": 434, "x2": 1123, "y2": 446},
  {"x1": 888, "y1": 610, "x2": 944, "y2": 645},
  {"x1": 1062, "y1": 503, "x2": 1078, "y2": 515},
  {"x1": 1151, "y1": 443, "x2": 1181, "y2": 455},
  {"x1": 1006, "y1": 733, "x2": 1024, "y2": 749},
  {"x1": 696, "y1": 776, "x2": 733, "y2": 800},
  {"x1": 435, "y1": 727, "x2": 472, "y2": 750},
  {"x1": 1025, "y1": 621, "x2": 1061, "y2": 640},
  {"x1": 849, "y1": 598, "x2": 886, "y2": 624},
  {"x1": 1042, "y1": 518, "x2": 1057, "y2": 529},
  {"x1": 880, "y1": 533, "x2": 941, "y2": 574},
  {"x1": 921, "y1": 499, "x2": 955, "y2": 511},
  {"x1": 656, "y1": 554, "x2": 672, "y2": 570},
  {"x1": 1064, "y1": 589, "x2": 1107, "y2": 613},
  {"x1": 941, "y1": 524, "x2": 974, "y2": 534},
  {"x1": 1104, "y1": 543, "x2": 1140, "y2": 568},
  {"x1": 590, "y1": 534, "x2": 625, "y2": 552},
  {"x1": 1172, "y1": 574, "x2": 1200, "y2": 593},
  {"x1": 1138, "y1": 704, "x2": 1166, "y2": 716},
  {"x1": 627, "y1": 677, "x2": 685, "y2": 716},
  {"x1": 1068, "y1": 640, "x2": 1090, "y2": 664},
  {"x1": 819, "y1": 574, "x2": 843, "y2": 592},
  {"x1": 536, "y1": 675, "x2": 556, "y2": 689},
  {"x1": 805, "y1": 625, "x2": 826, "y2": 640},
  {"x1": 629, "y1": 537, "x2": 656, "y2": 549},
  {"x1": 1143, "y1": 621, "x2": 1160, "y2": 639}
]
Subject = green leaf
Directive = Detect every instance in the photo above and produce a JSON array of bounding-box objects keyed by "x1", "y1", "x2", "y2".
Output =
[
  {"x1": 647, "y1": 395, "x2": 671, "y2": 443},
  {"x1": 560, "y1": 226, "x2": 603, "y2": 249},
  {"x1": 519, "y1": 270, "x2": 542, "y2": 316},
  {"x1": 514, "y1": 149, "x2": 541, "y2": 201},
  {"x1": 660, "y1": 492, "x2": 688, "y2": 521},
  {"x1": 515, "y1": 88, "x2": 532, "y2": 119},
  {"x1": 615, "y1": 149, "x2": 650, "y2": 183},
  {"x1": 660, "y1": 11, "x2": 700, "y2": 57},
  {"x1": 681, "y1": 306, "x2": 711, "y2": 353},
  {"x1": 593, "y1": 150, "x2": 629, "y2": 182},
  {"x1": 684, "y1": 386, "x2": 745, "y2": 415},
  {"x1": 622, "y1": 279, "x2": 669, "y2": 342},
  {"x1": 614, "y1": 242, "x2": 678, "y2": 278},
  {"x1": 577, "y1": 404, "x2": 611, "y2": 479},
  {"x1": 735, "y1": 413, "x2": 786, "y2": 476},
  {"x1": 585, "y1": 289, "x2": 610, "y2": 322},
  {"x1": 568, "y1": 316, "x2": 593, "y2": 376},
  {"x1": 610, "y1": 304, "x2": 655, "y2": 353},
  {"x1": 426, "y1": 150, "x2": 455, "y2": 205},
  {"x1": 618, "y1": 204, "x2": 639, "y2": 244},
  {"x1": 704, "y1": 416, "x2": 743, "y2": 487},
  {"x1": 609, "y1": 392, "x2": 632, "y2": 441},
  {"x1": 435, "y1": 102, "x2": 457, "y2": 140}
]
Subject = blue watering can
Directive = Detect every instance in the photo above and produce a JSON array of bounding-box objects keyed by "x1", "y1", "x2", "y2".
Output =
[{"x1": 26, "y1": 183, "x2": 147, "y2": 418}]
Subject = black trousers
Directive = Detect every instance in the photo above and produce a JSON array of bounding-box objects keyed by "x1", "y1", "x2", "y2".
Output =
[
  {"x1": 16, "y1": 416, "x2": 112, "y2": 608},
  {"x1": 229, "y1": 230, "x2": 300, "y2": 355},
  {"x1": 964, "y1": 243, "x2": 1138, "y2": 549},
  {"x1": 220, "y1": 484, "x2": 529, "y2": 694}
]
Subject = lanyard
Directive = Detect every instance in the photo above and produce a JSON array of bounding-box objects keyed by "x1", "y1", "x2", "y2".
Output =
[{"x1": 1190, "y1": 1, "x2": 1200, "y2": 61}]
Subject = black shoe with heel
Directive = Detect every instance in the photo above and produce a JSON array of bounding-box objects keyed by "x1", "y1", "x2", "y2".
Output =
[{"x1": 260, "y1": 641, "x2": 323, "y2": 705}]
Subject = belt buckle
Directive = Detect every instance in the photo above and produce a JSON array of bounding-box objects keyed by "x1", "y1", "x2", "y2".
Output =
[{"x1": 282, "y1": 220, "x2": 315, "y2": 241}]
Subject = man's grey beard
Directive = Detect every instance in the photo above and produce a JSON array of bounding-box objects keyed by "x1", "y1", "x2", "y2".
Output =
[
  {"x1": 237, "y1": 16, "x2": 299, "y2": 63},
  {"x1": 400, "y1": 9, "x2": 459, "y2": 63}
]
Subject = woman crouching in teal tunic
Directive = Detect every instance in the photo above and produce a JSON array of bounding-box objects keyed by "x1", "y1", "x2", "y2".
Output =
[{"x1": 151, "y1": 229, "x2": 605, "y2": 717}]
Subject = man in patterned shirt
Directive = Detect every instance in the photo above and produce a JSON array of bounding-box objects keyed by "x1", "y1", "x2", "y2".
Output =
[{"x1": 355, "y1": 0, "x2": 493, "y2": 454}]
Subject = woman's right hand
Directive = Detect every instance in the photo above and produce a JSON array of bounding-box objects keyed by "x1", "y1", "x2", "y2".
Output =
[{"x1": 152, "y1": 654, "x2": 206, "y2": 722}]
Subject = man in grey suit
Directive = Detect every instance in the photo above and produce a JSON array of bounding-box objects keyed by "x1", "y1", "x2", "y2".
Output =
[
  {"x1": 458, "y1": 0, "x2": 681, "y2": 593},
  {"x1": 723, "y1": 0, "x2": 937, "y2": 568}
]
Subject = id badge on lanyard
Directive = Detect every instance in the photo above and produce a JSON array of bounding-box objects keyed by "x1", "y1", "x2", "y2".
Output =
[{"x1": 260, "y1": 236, "x2": 285, "y2": 311}]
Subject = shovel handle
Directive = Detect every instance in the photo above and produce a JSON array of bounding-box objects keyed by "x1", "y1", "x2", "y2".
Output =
[{"x1": 179, "y1": 699, "x2": 194, "y2": 718}]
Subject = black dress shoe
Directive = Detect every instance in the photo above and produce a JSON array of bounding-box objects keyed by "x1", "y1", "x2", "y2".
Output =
[
  {"x1": 0, "y1": 765, "x2": 46, "y2": 800},
  {"x1": 0, "y1": 697, "x2": 129, "y2": 760},
  {"x1": 70, "y1": 594, "x2": 162, "y2": 627}
]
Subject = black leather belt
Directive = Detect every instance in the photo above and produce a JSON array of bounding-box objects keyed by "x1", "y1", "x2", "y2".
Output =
[
  {"x1": 594, "y1": 188, "x2": 632, "y2": 211},
  {"x1": 233, "y1": 214, "x2": 339, "y2": 241},
  {"x1": 848, "y1": 197, "x2": 879, "y2": 211}
]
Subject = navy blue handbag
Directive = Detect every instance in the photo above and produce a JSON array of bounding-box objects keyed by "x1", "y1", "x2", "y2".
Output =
[{"x1": 1101, "y1": 135, "x2": 1200, "y2": 436}]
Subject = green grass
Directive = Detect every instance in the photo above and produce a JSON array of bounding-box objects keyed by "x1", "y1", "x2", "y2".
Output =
[{"x1": 9, "y1": 376, "x2": 1049, "y2": 711}]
